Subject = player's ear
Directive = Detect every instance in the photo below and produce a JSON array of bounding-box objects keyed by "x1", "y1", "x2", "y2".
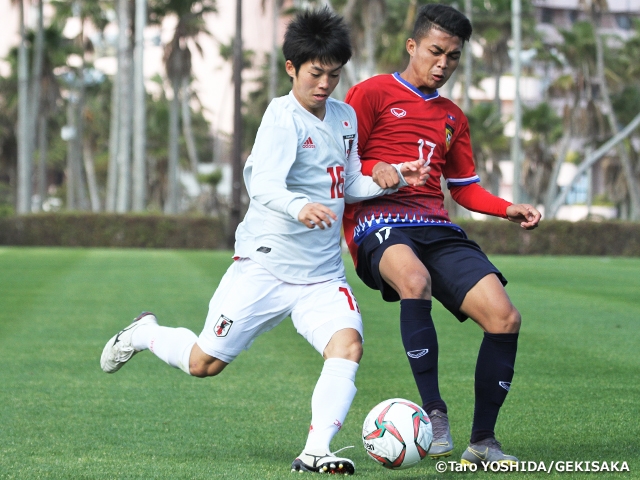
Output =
[
  {"x1": 285, "y1": 60, "x2": 297, "y2": 80},
  {"x1": 406, "y1": 38, "x2": 416, "y2": 57}
]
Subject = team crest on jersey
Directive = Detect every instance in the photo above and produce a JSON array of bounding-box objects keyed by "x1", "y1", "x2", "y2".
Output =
[
  {"x1": 214, "y1": 315, "x2": 234, "y2": 337},
  {"x1": 343, "y1": 134, "x2": 355, "y2": 158},
  {"x1": 445, "y1": 123, "x2": 454, "y2": 151}
]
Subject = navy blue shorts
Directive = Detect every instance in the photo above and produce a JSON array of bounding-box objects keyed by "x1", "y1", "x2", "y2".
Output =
[{"x1": 355, "y1": 226, "x2": 507, "y2": 322}]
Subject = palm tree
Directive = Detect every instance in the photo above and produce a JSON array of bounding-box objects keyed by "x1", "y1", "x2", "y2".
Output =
[
  {"x1": 150, "y1": 0, "x2": 216, "y2": 214},
  {"x1": 545, "y1": 21, "x2": 599, "y2": 217},
  {"x1": 18, "y1": 15, "x2": 72, "y2": 212},
  {"x1": 581, "y1": 0, "x2": 640, "y2": 219},
  {"x1": 341, "y1": 0, "x2": 386, "y2": 83},
  {"x1": 375, "y1": 0, "x2": 417, "y2": 74},
  {"x1": 473, "y1": 0, "x2": 512, "y2": 114},
  {"x1": 521, "y1": 102, "x2": 563, "y2": 205},
  {"x1": 467, "y1": 102, "x2": 509, "y2": 197},
  {"x1": 52, "y1": 0, "x2": 110, "y2": 211}
]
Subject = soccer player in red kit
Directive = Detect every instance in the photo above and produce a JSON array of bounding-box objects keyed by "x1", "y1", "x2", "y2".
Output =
[{"x1": 343, "y1": 3, "x2": 541, "y2": 465}]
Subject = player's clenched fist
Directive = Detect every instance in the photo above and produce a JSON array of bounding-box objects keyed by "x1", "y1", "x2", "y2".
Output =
[{"x1": 298, "y1": 202, "x2": 338, "y2": 229}]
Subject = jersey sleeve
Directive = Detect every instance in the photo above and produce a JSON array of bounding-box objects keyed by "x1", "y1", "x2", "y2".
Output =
[
  {"x1": 442, "y1": 115, "x2": 480, "y2": 188},
  {"x1": 450, "y1": 183, "x2": 511, "y2": 218},
  {"x1": 245, "y1": 107, "x2": 310, "y2": 220},
  {"x1": 443, "y1": 113, "x2": 511, "y2": 218},
  {"x1": 342, "y1": 107, "x2": 402, "y2": 204},
  {"x1": 345, "y1": 83, "x2": 379, "y2": 177}
]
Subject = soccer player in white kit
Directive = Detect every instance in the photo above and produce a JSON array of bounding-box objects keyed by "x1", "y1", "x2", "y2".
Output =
[{"x1": 100, "y1": 7, "x2": 428, "y2": 475}]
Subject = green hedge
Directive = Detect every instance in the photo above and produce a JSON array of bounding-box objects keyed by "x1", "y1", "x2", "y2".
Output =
[
  {"x1": 1, "y1": 213, "x2": 639, "y2": 255},
  {"x1": 456, "y1": 219, "x2": 640, "y2": 256},
  {"x1": 0, "y1": 213, "x2": 226, "y2": 249}
]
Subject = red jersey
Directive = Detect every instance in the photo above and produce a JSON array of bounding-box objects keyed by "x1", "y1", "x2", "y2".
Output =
[{"x1": 344, "y1": 73, "x2": 511, "y2": 264}]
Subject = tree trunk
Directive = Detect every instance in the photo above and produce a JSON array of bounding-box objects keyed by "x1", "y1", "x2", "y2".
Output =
[
  {"x1": 83, "y1": 139, "x2": 102, "y2": 212},
  {"x1": 268, "y1": 0, "x2": 279, "y2": 101},
  {"x1": 116, "y1": 0, "x2": 133, "y2": 213},
  {"x1": 362, "y1": 3, "x2": 378, "y2": 81},
  {"x1": 543, "y1": 129, "x2": 572, "y2": 217},
  {"x1": 165, "y1": 78, "x2": 181, "y2": 214},
  {"x1": 75, "y1": 106, "x2": 89, "y2": 211},
  {"x1": 549, "y1": 111, "x2": 640, "y2": 217},
  {"x1": 594, "y1": 28, "x2": 640, "y2": 219},
  {"x1": 181, "y1": 77, "x2": 200, "y2": 176},
  {"x1": 37, "y1": 115, "x2": 47, "y2": 211},
  {"x1": 17, "y1": 0, "x2": 31, "y2": 213},
  {"x1": 65, "y1": 98, "x2": 77, "y2": 210},
  {"x1": 106, "y1": 68, "x2": 120, "y2": 212},
  {"x1": 228, "y1": 0, "x2": 243, "y2": 246},
  {"x1": 463, "y1": 0, "x2": 472, "y2": 112},
  {"x1": 132, "y1": 0, "x2": 147, "y2": 212},
  {"x1": 28, "y1": 0, "x2": 44, "y2": 211},
  {"x1": 75, "y1": 18, "x2": 89, "y2": 211}
]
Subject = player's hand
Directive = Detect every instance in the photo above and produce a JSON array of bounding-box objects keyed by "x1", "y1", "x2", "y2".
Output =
[
  {"x1": 399, "y1": 159, "x2": 430, "y2": 186},
  {"x1": 298, "y1": 202, "x2": 338, "y2": 230},
  {"x1": 506, "y1": 204, "x2": 541, "y2": 230},
  {"x1": 371, "y1": 162, "x2": 399, "y2": 189}
]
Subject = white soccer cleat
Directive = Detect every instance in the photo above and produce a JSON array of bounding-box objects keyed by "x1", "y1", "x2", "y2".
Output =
[
  {"x1": 100, "y1": 312, "x2": 157, "y2": 373},
  {"x1": 291, "y1": 450, "x2": 355, "y2": 475}
]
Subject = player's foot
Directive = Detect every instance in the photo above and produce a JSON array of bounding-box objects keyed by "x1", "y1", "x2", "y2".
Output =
[
  {"x1": 427, "y1": 409, "x2": 454, "y2": 458},
  {"x1": 460, "y1": 437, "x2": 518, "y2": 465},
  {"x1": 100, "y1": 312, "x2": 157, "y2": 373},
  {"x1": 291, "y1": 450, "x2": 355, "y2": 475}
]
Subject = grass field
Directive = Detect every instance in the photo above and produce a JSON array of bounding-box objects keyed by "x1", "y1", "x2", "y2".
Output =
[{"x1": 0, "y1": 247, "x2": 638, "y2": 479}]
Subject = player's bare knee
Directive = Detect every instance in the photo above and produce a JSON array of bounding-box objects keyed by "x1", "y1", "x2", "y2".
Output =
[
  {"x1": 327, "y1": 341, "x2": 362, "y2": 362},
  {"x1": 506, "y1": 307, "x2": 521, "y2": 333},
  {"x1": 491, "y1": 307, "x2": 521, "y2": 334},
  {"x1": 189, "y1": 361, "x2": 210, "y2": 378},
  {"x1": 189, "y1": 358, "x2": 226, "y2": 378},
  {"x1": 344, "y1": 341, "x2": 363, "y2": 363},
  {"x1": 397, "y1": 271, "x2": 431, "y2": 299},
  {"x1": 324, "y1": 334, "x2": 363, "y2": 363}
]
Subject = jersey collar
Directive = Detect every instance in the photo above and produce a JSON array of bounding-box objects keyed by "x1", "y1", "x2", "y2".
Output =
[{"x1": 392, "y1": 72, "x2": 440, "y2": 101}]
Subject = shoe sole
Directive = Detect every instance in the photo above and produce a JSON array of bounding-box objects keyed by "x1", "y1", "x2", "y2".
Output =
[
  {"x1": 429, "y1": 449, "x2": 453, "y2": 459},
  {"x1": 100, "y1": 312, "x2": 157, "y2": 373},
  {"x1": 461, "y1": 459, "x2": 518, "y2": 465},
  {"x1": 291, "y1": 458, "x2": 355, "y2": 475}
]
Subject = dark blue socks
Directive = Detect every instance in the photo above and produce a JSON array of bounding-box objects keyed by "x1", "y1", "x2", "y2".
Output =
[
  {"x1": 400, "y1": 299, "x2": 447, "y2": 414},
  {"x1": 471, "y1": 332, "x2": 519, "y2": 443}
]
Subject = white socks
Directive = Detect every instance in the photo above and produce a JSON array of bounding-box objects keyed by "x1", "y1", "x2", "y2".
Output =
[
  {"x1": 132, "y1": 324, "x2": 196, "y2": 375},
  {"x1": 303, "y1": 358, "x2": 359, "y2": 454}
]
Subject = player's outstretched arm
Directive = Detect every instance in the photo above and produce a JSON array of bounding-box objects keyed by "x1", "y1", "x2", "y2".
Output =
[
  {"x1": 506, "y1": 204, "x2": 541, "y2": 230},
  {"x1": 372, "y1": 160, "x2": 430, "y2": 188},
  {"x1": 298, "y1": 202, "x2": 338, "y2": 229}
]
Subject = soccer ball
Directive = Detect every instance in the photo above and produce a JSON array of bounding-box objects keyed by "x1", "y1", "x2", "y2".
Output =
[{"x1": 362, "y1": 398, "x2": 433, "y2": 470}]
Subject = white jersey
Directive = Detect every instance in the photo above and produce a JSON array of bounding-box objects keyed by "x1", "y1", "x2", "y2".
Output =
[{"x1": 234, "y1": 92, "x2": 401, "y2": 284}]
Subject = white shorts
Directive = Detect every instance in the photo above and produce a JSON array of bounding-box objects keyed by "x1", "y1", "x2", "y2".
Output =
[{"x1": 197, "y1": 258, "x2": 363, "y2": 363}]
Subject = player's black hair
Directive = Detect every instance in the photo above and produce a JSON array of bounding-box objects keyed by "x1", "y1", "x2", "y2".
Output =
[
  {"x1": 282, "y1": 7, "x2": 352, "y2": 75},
  {"x1": 412, "y1": 4, "x2": 472, "y2": 44}
]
